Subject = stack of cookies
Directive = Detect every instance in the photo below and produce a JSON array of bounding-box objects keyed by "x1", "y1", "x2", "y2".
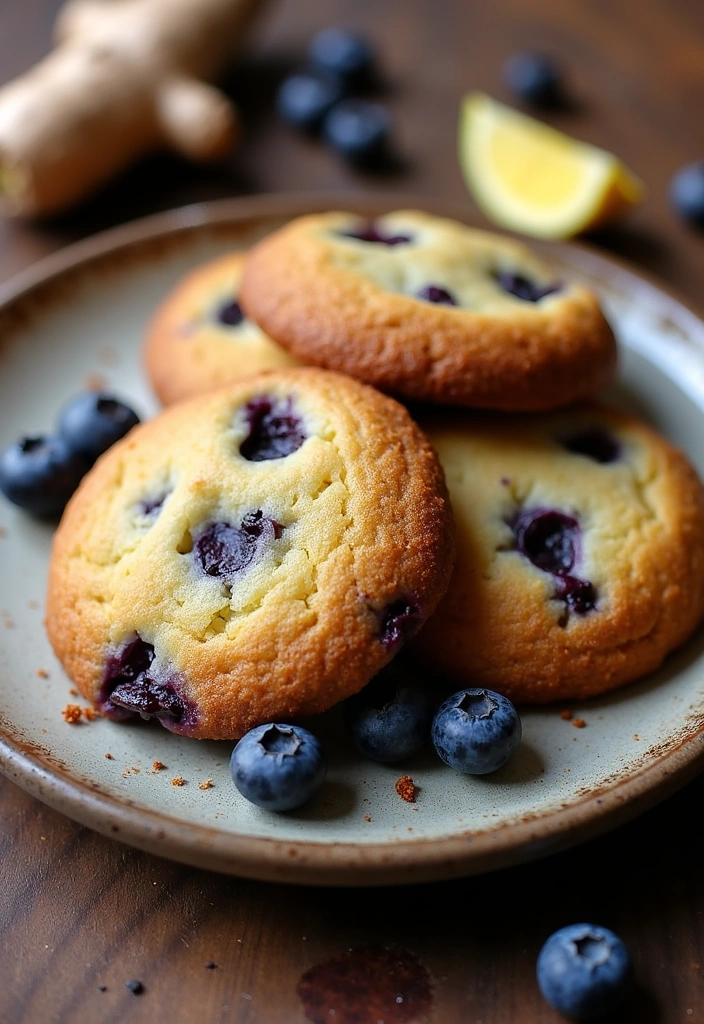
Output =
[{"x1": 46, "y1": 209, "x2": 704, "y2": 740}]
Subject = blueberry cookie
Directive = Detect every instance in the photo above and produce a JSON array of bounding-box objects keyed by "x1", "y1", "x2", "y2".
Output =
[
  {"x1": 46, "y1": 368, "x2": 455, "y2": 740},
  {"x1": 238, "y1": 210, "x2": 617, "y2": 411},
  {"x1": 144, "y1": 251, "x2": 301, "y2": 406},
  {"x1": 410, "y1": 404, "x2": 704, "y2": 702}
]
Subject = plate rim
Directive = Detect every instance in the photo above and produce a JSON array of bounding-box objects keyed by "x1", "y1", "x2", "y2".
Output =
[{"x1": 2, "y1": 190, "x2": 704, "y2": 886}]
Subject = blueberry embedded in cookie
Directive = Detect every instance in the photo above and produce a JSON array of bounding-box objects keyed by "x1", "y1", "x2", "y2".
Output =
[
  {"x1": 143, "y1": 251, "x2": 301, "y2": 407},
  {"x1": 238, "y1": 209, "x2": 617, "y2": 411},
  {"x1": 410, "y1": 403, "x2": 704, "y2": 703},
  {"x1": 46, "y1": 368, "x2": 455, "y2": 740}
]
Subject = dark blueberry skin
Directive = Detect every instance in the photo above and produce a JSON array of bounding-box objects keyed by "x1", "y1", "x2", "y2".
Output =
[
  {"x1": 378, "y1": 597, "x2": 422, "y2": 649},
  {"x1": 276, "y1": 72, "x2": 343, "y2": 133},
  {"x1": 240, "y1": 396, "x2": 306, "y2": 462},
  {"x1": 230, "y1": 723, "x2": 327, "y2": 812},
  {"x1": 194, "y1": 512, "x2": 282, "y2": 581},
  {"x1": 670, "y1": 161, "x2": 704, "y2": 227},
  {"x1": 502, "y1": 52, "x2": 563, "y2": 107},
  {"x1": 536, "y1": 923, "x2": 633, "y2": 1019},
  {"x1": 57, "y1": 392, "x2": 140, "y2": 463},
  {"x1": 416, "y1": 285, "x2": 457, "y2": 306},
  {"x1": 344, "y1": 665, "x2": 433, "y2": 764},
  {"x1": 513, "y1": 508, "x2": 579, "y2": 575},
  {"x1": 100, "y1": 636, "x2": 195, "y2": 731},
  {"x1": 555, "y1": 575, "x2": 597, "y2": 615},
  {"x1": 308, "y1": 27, "x2": 376, "y2": 91},
  {"x1": 496, "y1": 271, "x2": 562, "y2": 302},
  {"x1": 561, "y1": 427, "x2": 620, "y2": 464},
  {"x1": 340, "y1": 222, "x2": 412, "y2": 246},
  {"x1": 0, "y1": 435, "x2": 88, "y2": 519},
  {"x1": 431, "y1": 688, "x2": 522, "y2": 775},
  {"x1": 322, "y1": 99, "x2": 392, "y2": 168},
  {"x1": 216, "y1": 299, "x2": 245, "y2": 327}
]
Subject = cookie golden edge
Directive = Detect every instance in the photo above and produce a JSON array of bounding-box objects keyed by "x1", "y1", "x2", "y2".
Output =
[
  {"x1": 238, "y1": 210, "x2": 618, "y2": 411},
  {"x1": 45, "y1": 368, "x2": 457, "y2": 740}
]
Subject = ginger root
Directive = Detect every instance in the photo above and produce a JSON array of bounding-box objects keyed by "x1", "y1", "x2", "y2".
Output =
[{"x1": 0, "y1": 0, "x2": 267, "y2": 217}]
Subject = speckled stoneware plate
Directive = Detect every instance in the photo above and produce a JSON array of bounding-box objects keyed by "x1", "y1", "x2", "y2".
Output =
[{"x1": 2, "y1": 193, "x2": 704, "y2": 887}]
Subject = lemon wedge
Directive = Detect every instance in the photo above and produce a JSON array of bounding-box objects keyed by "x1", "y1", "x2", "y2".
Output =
[{"x1": 458, "y1": 92, "x2": 645, "y2": 239}]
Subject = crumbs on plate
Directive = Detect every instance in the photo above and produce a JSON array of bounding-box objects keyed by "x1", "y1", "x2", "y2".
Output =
[{"x1": 395, "y1": 775, "x2": 417, "y2": 803}]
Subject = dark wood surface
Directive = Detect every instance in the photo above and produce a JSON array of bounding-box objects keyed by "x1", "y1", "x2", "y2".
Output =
[{"x1": 2, "y1": 1, "x2": 704, "y2": 1021}]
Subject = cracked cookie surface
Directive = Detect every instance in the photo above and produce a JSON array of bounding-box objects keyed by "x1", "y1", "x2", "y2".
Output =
[
  {"x1": 144, "y1": 251, "x2": 301, "y2": 407},
  {"x1": 411, "y1": 403, "x2": 704, "y2": 702},
  {"x1": 238, "y1": 210, "x2": 617, "y2": 411},
  {"x1": 46, "y1": 368, "x2": 455, "y2": 740}
]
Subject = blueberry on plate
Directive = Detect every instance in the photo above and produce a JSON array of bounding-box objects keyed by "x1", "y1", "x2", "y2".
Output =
[
  {"x1": 536, "y1": 923, "x2": 633, "y2": 1019},
  {"x1": 322, "y1": 99, "x2": 392, "y2": 167},
  {"x1": 308, "y1": 27, "x2": 376, "y2": 91},
  {"x1": 431, "y1": 688, "x2": 522, "y2": 774},
  {"x1": 57, "y1": 392, "x2": 140, "y2": 463},
  {"x1": 276, "y1": 72, "x2": 343, "y2": 133},
  {"x1": 230, "y1": 723, "x2": 326, "y2": 812},
  {"x1": 502, "y1": 51, "x2": 563, "y2": 107},
  {"x1": 344, "y1": 665, "x2": 433, "y2": 764},
  {"x1": 0, "y1": 434, "x2": 89, "y2": 519},
  {"x1": 669, "y1": 161, "x2": 704, "y2": 227}
]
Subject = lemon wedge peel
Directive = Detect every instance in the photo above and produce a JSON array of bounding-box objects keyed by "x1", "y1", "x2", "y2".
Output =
[{"x1": 458, "y1": 93, "x2": 645, "y2": 240}]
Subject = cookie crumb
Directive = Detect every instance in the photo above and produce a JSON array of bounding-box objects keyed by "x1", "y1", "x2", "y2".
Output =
[
  {"x1": 171, "y1": 776, "x2": 186, "y2": 786},
  {"x1": 82, "y1": 707, "x2": 97, "y2": 721},
  {"x1": 198, "y1": 778, "x2": 213, "y2": 790},
  {"x1": 69, "y1": 687, "x2": 78, "y2": 696},
  {"x1": 62, "y1": 704, "x2": 82, "y2": 724},
  {"x1": 364, "y1": 814, "x2": 372, "y2": 822},
  {"x1": 395, "y1": 775, "x2": 417, "y2": 803},
  {"x1": 152, "y1": 761, "x2": 166, "y2": 772},
  {"x1": 572, "y1": 718, "x2": 586, "y2": 728},
  {"x1": 36, "y1": 668, "x2": 49, "y2": 679},
  {"x1": 0, "y1": 526, "x2": 6, "y2": 537},
  {"x1": 560, "y1": 709, "x2": 573, "y2": 720},
  {"x1": 125, "y1": 979, "x2": 144, "y2": 995},
  {"x1": 104, "y1": 753, "x2": 114, "y2": 760},
  {"x1": 85, "y1": 373, "x2": 107, "y2": 391}
]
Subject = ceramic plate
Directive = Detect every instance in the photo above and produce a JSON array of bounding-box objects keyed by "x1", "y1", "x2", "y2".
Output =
[{"x1": 2, "y1": 193, "x2": 704, "y2": 887}]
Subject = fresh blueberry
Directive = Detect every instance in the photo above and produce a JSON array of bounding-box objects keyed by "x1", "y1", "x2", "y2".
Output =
[
  {"x1": 431, "y1": 688, "x2": 522, "y2": 774},
  {"x1": 0, "y1": 434, "x2": 88, "y2": 519},
  {"x1": 669, "y1": 161, "x2": 704, "y2": 227},
  {"x1": 240, "y1": 395, "x2": 306, "y2": 462},
  {"x1": 308, "y1": 27, "x2": 376, "y2": 91},
  {"x1": 322, "y1": 99, "x2": 392, "y2": 168},
  {"x1": 57, "y1": 392, "x2": 140, "y2": 463},
  {"x1": 344, "y1": 665, "x2": 433, "y2": 764},
  {"x1": 230, "y1": 723, "x2": 326, "y2": 812},
  {"x1": 536, "y1": 923, "x2": 633, "y2": 1019},
  {"x1": 276, "y1": 72, "x2": 343, "y2": 133},
  {"x1": 503, "y1": 52, "x2": 563, "y2": 107}
]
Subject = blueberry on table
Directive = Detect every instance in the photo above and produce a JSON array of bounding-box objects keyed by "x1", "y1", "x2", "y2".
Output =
[
  {"x1": 431, "y1": 688, "x2": 522, "y2": 774},
  {"x1": 57, "y1": 392, "x2": 140, "y2": 463},
  {"x1": 536, "y1": 923, "x2": 633, "y2": 1019},
  {"x1": 230, "y1": 723, "x2": 326, "y2": 812},
  {"x1": 0, "y1": 435, "x2": 88, "y2": 519},
  {"x1": 276, "y1": 72, "x2": 343, "y2": 133},
  {"x1": 670, "y1": 161, "x2": 704, "y2": 227},
  {"x1": 322, "y1": 99, "x2": 392, "y2": 167},
  {"x1": 502, "y1": 52, "x2": 563, "y2": 107},
  {"x1": 344, "y1": 666, "x2": 433, "y2": 764},
  {"x1": 308, "y1": 27, "x2": 376, "y2": 91}
]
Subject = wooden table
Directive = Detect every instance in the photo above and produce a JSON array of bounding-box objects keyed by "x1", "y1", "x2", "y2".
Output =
[{"x1": 2, "y1": 1, "x2": 704, "y2": 1021}]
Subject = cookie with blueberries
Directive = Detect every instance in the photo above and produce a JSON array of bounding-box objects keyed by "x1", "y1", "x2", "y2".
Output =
[
  {"x1": 410, "y1": 403, "x2": 704, "y2": 702},
  {"x1": 238, "y1": 210, "x2": 617, "y2": 411},
  {"x1": 46, "y1": 368, "x2": 455, "y2": 740},
  {"x1": 144, "y1": 251, "x2": 301, "y2": 406}
]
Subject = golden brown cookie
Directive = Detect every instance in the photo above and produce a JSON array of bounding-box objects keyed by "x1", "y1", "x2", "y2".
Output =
[
  {"x1": 46, "y1": 368, "x2": 455, "y2": 740},
  {"x1": 238, "y1": 210, "x2": 617, "y2": 411},
  {"x1": 144, "y1": 251, "x2": 301, "y2": 405},
  {"x1": 410, "y1": 403, "x2": 704, "y2": 702}
]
